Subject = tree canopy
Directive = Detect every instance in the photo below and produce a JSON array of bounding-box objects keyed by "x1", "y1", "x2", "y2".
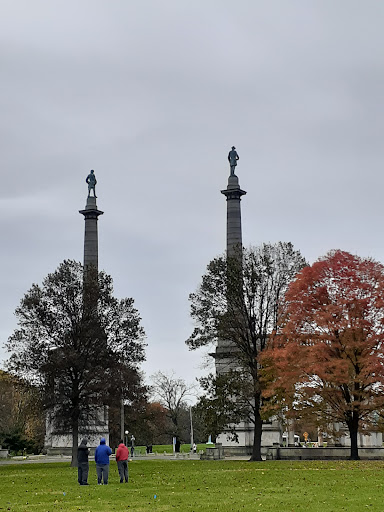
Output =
[
  {"x1": 5, "y1": 260, "x2": 146, "y2": 464},
  {"x1": 186, "y1": 242, "x2": 307, "y2": 460},
  {"x1": 0, "y1": 370, "x2": 44, "y2": 453},
  {"x1": 262, "y1": 250, "x2": 384, "y2": 459},
  {"x1": 150, "y1": 371, "x2": 196, "y2": 450}
]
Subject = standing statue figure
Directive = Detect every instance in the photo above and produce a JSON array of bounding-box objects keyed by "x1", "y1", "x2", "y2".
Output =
[
  {"x1": 86, "y1": 170, "x2": 97, "y2": 198},
  {"x1": 228, "y1": 146, "x2": 239, "y2": 176}
]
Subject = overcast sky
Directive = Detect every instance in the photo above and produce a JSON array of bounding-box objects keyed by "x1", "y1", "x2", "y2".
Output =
[{"x1": 1, "y1": 0, "x2": 384, "y2": 390}]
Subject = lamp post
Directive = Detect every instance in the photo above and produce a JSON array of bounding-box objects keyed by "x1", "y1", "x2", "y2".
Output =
[
  {"x1": 125, "y1": 430, "x2": 129, "y2": 447},
  {"x1": 190, "y1": 406, "x2": 194, "y2": 451},
  {"x1": 120, "y1": 396, "x2": 125, "y2": 441}
]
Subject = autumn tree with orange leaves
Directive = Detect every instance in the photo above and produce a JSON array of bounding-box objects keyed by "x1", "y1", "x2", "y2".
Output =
[{"x1": 262, "y1": 250, "x2": 384, "y2": 460}]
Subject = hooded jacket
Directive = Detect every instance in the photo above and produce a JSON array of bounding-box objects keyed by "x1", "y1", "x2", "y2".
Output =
[
  {"x1": 116, "y1": 443, "x2": 129, "y2": 461},
  {"x1": 95, "y1": 437, "x2": 112, "y2": 465},
  {"x1": 77, "y1": 438, "x2": 89, "y2": 464}
]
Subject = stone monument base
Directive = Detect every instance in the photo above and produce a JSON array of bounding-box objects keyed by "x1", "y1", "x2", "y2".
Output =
[
  {"x1": 266, "y1": 446, "x2": 384, "y2": 460},
  {"x1": 44, "y1": 406, "x2": 109, "y2": 455},
  {"x1": 215, "y1": 418, "x2": 282, "y2": 457}
]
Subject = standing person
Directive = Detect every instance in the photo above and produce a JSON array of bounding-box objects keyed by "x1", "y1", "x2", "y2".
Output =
[
  {"x1": 130, "y1": 434, "x2": 135, "y2": 457},
  {"x1": 95, "y1": 437, "x2": 112, "y2": 485},
  {"x1": 116, "y1": 439, "x2": 129, "y2": 483},
  {"x1": 77, "y1": 438, "x2": 89, "y2": 485}
]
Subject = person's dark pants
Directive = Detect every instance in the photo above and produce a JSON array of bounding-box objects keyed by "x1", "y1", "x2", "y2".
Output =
[
  {"x1": 117, "y1": 460, "x2": 129, "y2": 483},
  {"x1": 96, "y1": 463, "x2": 109, "y2": 484},
  {"x1": 78, "y1": 462, "x2": 89, "y2": 485}
]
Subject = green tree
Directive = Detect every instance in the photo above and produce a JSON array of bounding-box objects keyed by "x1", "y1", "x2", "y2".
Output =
[
  {"x1": 5, "y1": 260, "x2": 146, "y2": 465},
  {"x1": 186, "y1": 243, "x2": 306, "y2": 461},
  {"x1": 195, "y1": 370, "x2": 255, "y2": 445}
]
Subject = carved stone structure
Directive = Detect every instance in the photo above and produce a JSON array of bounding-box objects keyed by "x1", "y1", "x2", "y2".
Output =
[
  {"x1": 44, "y1": 173, "x2": 109, "y2": 454},
  {"x1": 214, "y1": 152, "x2": 282, "y2": 456}
]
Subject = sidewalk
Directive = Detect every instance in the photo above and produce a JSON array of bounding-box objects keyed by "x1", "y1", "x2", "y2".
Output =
[{"x1": 0, "y1": 452, "x2": 203, "y2": 465}]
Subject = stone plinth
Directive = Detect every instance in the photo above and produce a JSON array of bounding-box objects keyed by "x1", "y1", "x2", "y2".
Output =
[{"x1": 266, "y1": 446, "x2": 384, "y2": 460}]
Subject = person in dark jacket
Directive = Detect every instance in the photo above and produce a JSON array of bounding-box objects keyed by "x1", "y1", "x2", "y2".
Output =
[
  {"x1": 77, "y1": 438, "x2": 89, "y2": 485},
  {"x1": 116, "y1": 440, "x2": 129, "y2": 483},
  {"x1": 95, "y1": 437, "x2": 112, "y2": 485},
  {"x1": 130, "y1": 434, "x2": 135, "y2": 457}
]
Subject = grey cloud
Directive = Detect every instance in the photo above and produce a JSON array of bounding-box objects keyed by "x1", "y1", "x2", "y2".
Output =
[{"x1": 1, "y1": 0, "x2": 384, "y2": 384}]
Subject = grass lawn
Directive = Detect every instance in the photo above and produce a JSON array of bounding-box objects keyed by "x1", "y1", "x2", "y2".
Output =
[
  {"x1": 1, "y1": 459, "x2": 384, "y2": 511},
  {"x1": 133, "y1": 444, "x2": 208, "y2": 455}
]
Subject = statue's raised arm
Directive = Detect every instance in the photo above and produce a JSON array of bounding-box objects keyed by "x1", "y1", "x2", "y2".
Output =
[
  {"x1": 228, "y1": 146, "x2": 239, "y2": 176},
  {"x1": 86, "y1": 170, "x2": 97, "y2": 198}
]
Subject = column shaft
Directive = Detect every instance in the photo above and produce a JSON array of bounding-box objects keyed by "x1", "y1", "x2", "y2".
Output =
[
  {"x1": 221, "y1": 174, "x2": 246, "y2": 256},
  {"x1": 79, "y1": 196, "x2": 103, "y2": 270}
]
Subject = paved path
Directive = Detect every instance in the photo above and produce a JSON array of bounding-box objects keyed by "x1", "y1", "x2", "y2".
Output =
[{"x1": 0, "y1": 453, "x2": 207, "y2": 465}]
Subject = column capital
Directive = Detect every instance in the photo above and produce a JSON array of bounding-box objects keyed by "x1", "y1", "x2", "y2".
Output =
[
  {"x1": 79, "y1": 208, "x2": 104, "y2": 218},
  {"x1": 221, "y1": 174, "x2": 246, "y2": 200},
  {"x1": 221, "y1": 188, "x2": 247, "y2": 201},
  {"x1": 79, "y1": 197, "x2": 104, "y2": 218}
]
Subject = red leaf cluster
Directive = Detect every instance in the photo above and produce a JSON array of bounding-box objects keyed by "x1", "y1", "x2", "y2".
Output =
[{"x1": 262, "y1": 250, "x2": 384, "y2": 429}]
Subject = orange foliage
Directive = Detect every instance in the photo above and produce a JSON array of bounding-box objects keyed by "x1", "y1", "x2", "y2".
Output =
[{"x1": 262, "y1": 250, "x2": 384, "y2": 456}]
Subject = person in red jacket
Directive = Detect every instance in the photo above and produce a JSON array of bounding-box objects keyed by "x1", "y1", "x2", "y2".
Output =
[{"x1": 116, "y1": 440, "x2": 129, "y2": 483}]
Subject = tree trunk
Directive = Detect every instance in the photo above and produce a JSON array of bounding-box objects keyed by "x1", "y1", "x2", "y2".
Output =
[
  {"x1": 347, "y1": 414, "x2": 360, "y2": 460},
  {"x1": 71, "y1": 417, "x2": 79, "y2": 467},
  {"x1": 249, "y1": 395, "x2": 263, "y2": 461}
]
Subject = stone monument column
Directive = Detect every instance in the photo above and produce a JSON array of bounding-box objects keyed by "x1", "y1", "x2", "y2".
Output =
[
  {"x1": 214, "y1": 149, "x2": 285, "y2": 455},
  {"x1": 45, "y1": 171, "x2": 107, "y2": 454},
  {"x1": 79, "y1": 171, "x2": 108, "y2": 447},
  {"x1": 216, "y1": 148, "x2": 246, "y2": 373},
  {"x1": 221, "y1": 174, "x2": 246, "y2": 257},
  {"x1": 79, "y1": 198, "x2": 103, "y2": 269},
  {"x1": 215, "y1": 149, "x2": 247, "y2": 376},
  {"x1": 214, "y1": 148, "x2": 251, "y2": 451}
]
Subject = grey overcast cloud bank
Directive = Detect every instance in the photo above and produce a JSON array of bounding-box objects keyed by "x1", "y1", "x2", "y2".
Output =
[{"x1": 1, "y1": 1, "x2": 384, "y2": 387}]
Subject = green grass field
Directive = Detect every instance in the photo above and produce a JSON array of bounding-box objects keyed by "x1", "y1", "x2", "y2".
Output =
[
  {"x1": 133, "y1": 444, "x2": 207, "y2": 455},
  {"x1": 1, "y1": 459, "x2": 384, "y2": 511}
]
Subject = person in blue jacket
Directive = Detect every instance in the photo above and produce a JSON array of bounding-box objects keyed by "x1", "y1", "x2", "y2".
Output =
[{"x1": 94, "y1": 437, "x2": 112, "y2": 485}]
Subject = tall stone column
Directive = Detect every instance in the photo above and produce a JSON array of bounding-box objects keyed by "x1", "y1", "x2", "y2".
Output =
[
  {"x1": 215, "y1": 152, "x2": 284, "y2": 455},
  {"x1": 221, "y1": 174, "x2": 246, "y2": 257},
  {"x1": 214, "y1": 152, "x2": 251, "y2": 451},
  {"x1": 79, "y1": 196, "x2": 103, "y2": 269},
  {"x1": 215, "y1": 169, "x2": 247, "y2": 376},
  {"x1": 45, "y1": 174, "x2": 107, "y2": 454},
  {"x1": 79, "y1": 178, "x2": 109, "y2": 448}
]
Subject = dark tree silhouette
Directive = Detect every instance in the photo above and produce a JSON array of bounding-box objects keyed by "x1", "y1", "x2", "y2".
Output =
[{"x1": 6, "y1": 260, "x2": 146, "y2": 465}]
